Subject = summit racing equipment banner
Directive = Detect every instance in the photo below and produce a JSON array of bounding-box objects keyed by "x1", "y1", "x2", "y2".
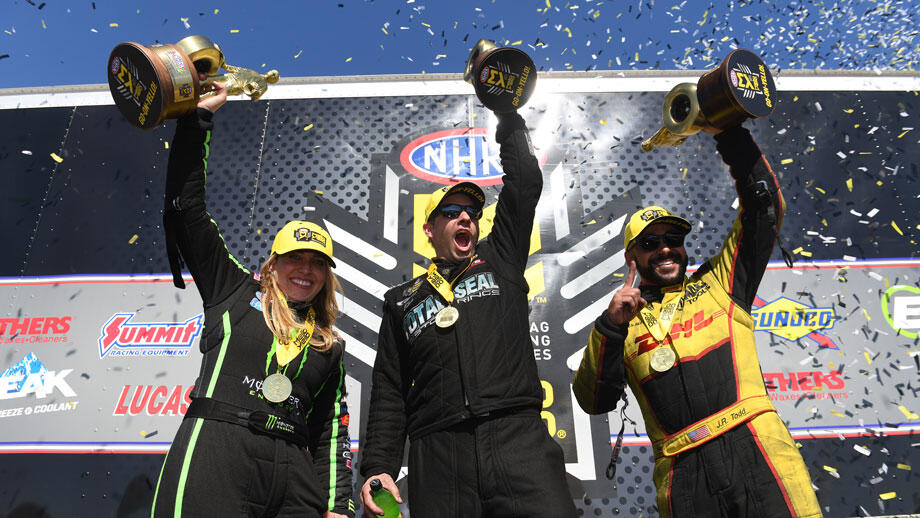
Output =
[{"x1": 1, "y1": 72, "x2": 919, "y2": 516}]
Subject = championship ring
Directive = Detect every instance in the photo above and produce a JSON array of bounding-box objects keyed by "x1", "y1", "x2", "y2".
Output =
[
  {"x1": 262, "y1": 373, "x2": 293, "y2": 403},
  {"x1": 107, "y1": 35, "x2": 279, "y2": 129},
  {"x1": 642, "y1": 49, "x2": 776, "y2": 151},
  {"x1": 649, "y1": 346, "x2": 677, "y2": 372},
  {"x1": 464, "y1": 39, "x2": 536, "y2": 113},
  {"x1": 435, "y1": 306, "x2": 460, "y2": 328}
]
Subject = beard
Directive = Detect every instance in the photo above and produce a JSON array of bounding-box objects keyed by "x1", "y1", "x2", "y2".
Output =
[{"x1": 636, "y1": 251, "x2": 688, "y2": 286}]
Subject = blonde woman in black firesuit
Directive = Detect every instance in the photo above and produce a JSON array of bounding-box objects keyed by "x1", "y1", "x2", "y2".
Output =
[
  {"x1": 151, "y1": 82, "x2": 355, "y2": 517},
  {"x1": 573, "y1": 123, "x2": 821, "y2": 517}
]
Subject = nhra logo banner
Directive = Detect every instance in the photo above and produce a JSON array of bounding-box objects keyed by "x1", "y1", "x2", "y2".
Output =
[
  {"x1": 98, "y1": 313, "x2": 203, "y2": 358},
  {"x1": 400, "y1": 128, "x2": 505, "y2": 185}
]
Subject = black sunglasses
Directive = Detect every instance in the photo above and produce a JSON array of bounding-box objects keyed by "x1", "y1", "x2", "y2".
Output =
[
  {"x1": 635, "y1": 231, "x2": 686, "y2": 251},
  {"x1": 437, "y1": 204, "x2": 482, "y2": 220}
]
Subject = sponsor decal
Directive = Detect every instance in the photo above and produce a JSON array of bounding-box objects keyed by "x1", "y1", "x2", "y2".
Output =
[
  {"x1": 110, "y1": 56, "x2": 121, "y2": 76},
  {"x1": 881, "y1": 285, "x2": 920, "y2": 339},
  {"x1": 729, "y1": 63, "x2": 763, "y2": 99},
  {"x1": 632, "y1": 309, "x2": 724, "y2": 358},
  {"x1": 0, "y1": 316, "x2": 71, "y2": 344},
  {"x1": 98, "y1": 313, "x2": 203, "y2": 358},
  {"x1": 763, "y1": 370, "x2": 847, "y2": 401},
  {"x1": 113, "y1": 385, "x2": 193, "y2": 416},
  {"x1": 250, "y1": 291, "x2": 264, "y2": 311},
  {"x1": 0, "y1": 353, "x2": 79, "y2": 418},
  {"x1": 402, "y1": 272, "x2": 500, "y2": 338},
  {"x1": 400, "y1": 128, "x2": 505, "y2": 185},
  {"x1": 167, "y1": 49, "x2": 186, "y2": 71},
  {"x1": 752, "y1": 296, "x2": 838, "y2": 349}
]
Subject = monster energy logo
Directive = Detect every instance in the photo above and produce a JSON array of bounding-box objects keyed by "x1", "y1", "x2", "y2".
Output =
[{"x1": 265, "y1": 414, "x2": 278, "y2": 430}]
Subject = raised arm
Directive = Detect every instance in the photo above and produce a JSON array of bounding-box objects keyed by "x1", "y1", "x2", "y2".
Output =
[
  {"x1": 703, "y1": 125, "x2": 785, "y2": 312},
  {"x1": 163, "y1": 88, "x2": 250, "y2": 306},
  {"x1": 486, "y1": 111, "x2": 543, "y2": 272}
]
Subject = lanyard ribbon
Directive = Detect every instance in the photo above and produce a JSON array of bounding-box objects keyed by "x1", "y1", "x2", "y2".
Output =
[
  {"x1": 275, "y1": 307, "x2": 315, "y2": 368},
  {"x1": 638, "y1": 286, "x2": 683, "y2": 343},
  {"x1": 425, "y1": 257, "x2": 475, "y2": 306}
]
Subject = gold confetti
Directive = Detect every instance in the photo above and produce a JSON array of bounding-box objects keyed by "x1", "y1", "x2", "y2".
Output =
[
  {"x1": 831, "y1": 410, "x2": 845, "y2": 417},
  {"x1": 846, "y1": 179, "x2": 853, "y2": 191},
  {"x1": 897, "y1": 129, "x2": 911, "y2": 138},
  {"x1": 898, "y1": 405, "x2": 918, "y2": 420},
  {"x1": 600, "y1": 120, "x2": 608, "y2": 125},
  {"x1": 128, "y1": 234, "x2": 139, "y2": 244},
  {"x1": 880, "y1": 492, "x2": 897, "y2": 500},
  {"x1": 230, "y1": 29, "x2": 240, "y2": 33},
  {"x1": 822, "y1": 465, "x2": 837, "y2": 473},
  {"x1": 315, "y1": 190, "x2": 324, "y2": 194},
  {"x1": 799, "y1": 250, "x2": 813, "y2": 257},
  {"x1": 214, "y1": 9, "x2": 219, "y2": 14},
  {"x1": 303, "y1": 123, "x2": 314, "y2": 132},
  {"x1": 864, "y1": 352, "x2": 873, "y2": 364},
  {"x1": 346, "y1": 57, "x2": 353, "y2": 62},
  {"x1": 891, "y1": 221, "x2": 904, "y2": 235},
  {"x1": 815, "y1": 187, "x2": 826, "y2": 194},
  {"x1": 50, "y1": 153, "x2": 63, "y2": 163},
  {"x1": 843, "y1": 108, "x2": 854, "y2": 113},
  {"x1": 109, "y1": 23, "x2": 119, "y2": 27},
  {"x1": 164, "y1": 142, "x2": 169, "y2": 149},
  {"x1": 896, "y1": 463, "x2": 911, "y2": 470},
  {"x1": 780, "y1": 158, "x2": 793, "y2": 164},
  {"x1": 382, "y1": 27, "x2": 388, "y2": 35},
  {"x1": 42, "y1": 19, "x2": 46, "y2": 29},
  {"x1": 294, "y1": 50, "x2": 303, "y2": 59}
]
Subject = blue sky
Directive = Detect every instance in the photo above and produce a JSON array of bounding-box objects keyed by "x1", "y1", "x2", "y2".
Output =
[{"x1": 2, "y1": 0, "x2": 918, "y2": 89}]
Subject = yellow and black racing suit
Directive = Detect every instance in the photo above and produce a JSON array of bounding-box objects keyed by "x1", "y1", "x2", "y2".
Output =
[{"x1": 573, "y1": 126, "x2": 821, "y2": 518}]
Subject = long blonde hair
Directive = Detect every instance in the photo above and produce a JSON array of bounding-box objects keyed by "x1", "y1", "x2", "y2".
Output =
[{"x1": 258, "y1": 254, "x2": 342, "y2": 352}]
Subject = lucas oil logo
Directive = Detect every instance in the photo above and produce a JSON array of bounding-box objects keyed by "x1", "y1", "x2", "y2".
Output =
[
  {"x1": 98, "y1": 313, "x2": 203, "y2": 358},
  {"x1": 401, "y1": 128, "x2": 505, "y2": 186},
  {"x1": 752, "y1": 296, "x2": 837, "y2": 348}
]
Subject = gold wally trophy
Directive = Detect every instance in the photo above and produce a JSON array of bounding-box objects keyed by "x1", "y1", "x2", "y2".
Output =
[
  {"x1": 464, "y1": 39, "x2": 536, "y2": 113},
  {"x1": 641, "y1": 49, "x2": 776, "y2": 152},
  {"x1": 106, "y1": 35, "x2": 279, "y2": 129}
]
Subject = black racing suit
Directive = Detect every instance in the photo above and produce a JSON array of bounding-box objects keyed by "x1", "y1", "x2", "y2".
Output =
[
  {"x1": 361, "y1": 112, "x2": 575, "y2": 517},
  {"x1": 152, "y1": 109, "x2": 355, "y2": 518},
  {"x1": 573, "y1": 126, "x2": 821, "y2": 518}
]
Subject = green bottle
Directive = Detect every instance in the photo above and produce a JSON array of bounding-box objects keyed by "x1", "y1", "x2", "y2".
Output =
[{"x1": 369, "y1": 478, "x2": 402, "y2": 518}]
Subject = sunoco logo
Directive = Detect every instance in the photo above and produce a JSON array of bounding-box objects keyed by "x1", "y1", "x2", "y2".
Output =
[
  {"x1": 98, "y1": 313, "x2": 203, "y2": 358},
  {"x1": 752, "y1": 296, "x2": 837, "y2": 348},
  {"x1": 400, "y1": 128, "x2": 505, "y2": 185}
]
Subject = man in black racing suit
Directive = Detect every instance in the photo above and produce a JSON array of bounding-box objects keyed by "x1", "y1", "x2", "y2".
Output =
[
  {"x1": 573, "y1": 125, "x2": 821, "y2": 517},
  {"x1": 151, "y1": 92, "x2": 354, "y2": 517},
  {"x1": 359, "y1": 111, "x2": 576, "y2": 517}
]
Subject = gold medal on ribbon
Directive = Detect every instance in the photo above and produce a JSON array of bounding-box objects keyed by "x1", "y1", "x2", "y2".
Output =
[
  {"x1": 649, "y1": 346, "x2": 677, "y2": 372},
  {"x1": 262, "y1": 372, "x2": 293, "y2": 403},
  {"x1": 436, "y1": 306, "x2": 460, "y2": 328},
  {"x1": 639, "y1": 286, "x2": 684, "y2": 371},
  {"x1": 425, "y1": 259, "x2": 475, "y2": 329}
]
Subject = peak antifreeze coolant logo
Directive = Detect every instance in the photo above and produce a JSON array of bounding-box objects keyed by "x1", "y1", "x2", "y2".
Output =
[
  {"x1": 752, "y1": 296, "x2": 838, "y2": 349},
  {"x1": 1, "y1": 352, "x2": 76, "y2": 401},
  {"x1": 98, "y1": 313, "x2": 203, "y2": 358}
]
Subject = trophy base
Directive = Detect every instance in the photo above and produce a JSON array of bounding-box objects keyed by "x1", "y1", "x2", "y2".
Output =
[{"x1": 107, "y1": 42, "x2": 200, "y2": 130}]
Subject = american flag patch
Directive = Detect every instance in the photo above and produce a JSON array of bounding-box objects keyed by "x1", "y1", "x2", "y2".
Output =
[{"x1": 688, "y1": 425, "x2": 711, "y2": 442}]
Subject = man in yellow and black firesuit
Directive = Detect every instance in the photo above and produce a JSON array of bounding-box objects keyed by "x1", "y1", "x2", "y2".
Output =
[{"x1": 573, "y1": 123, "x2": 822, "y2": 518}]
